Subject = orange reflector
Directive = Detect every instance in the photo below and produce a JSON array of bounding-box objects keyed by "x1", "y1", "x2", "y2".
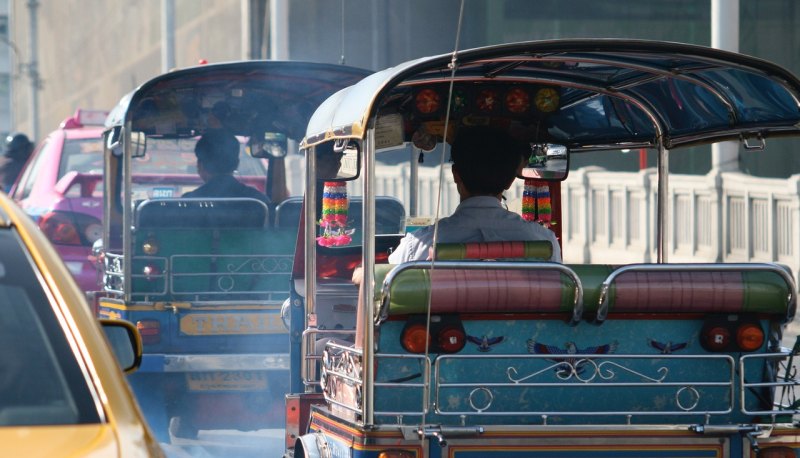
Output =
[
  {"x1": 142, "y1": 238, "x2": 159, "y2": 255},
  {"x1": 704, "y1": 326, "x2": 731, "y2": 351},
  {"x1": 136, "y1": 320, "x2": 161, "y2": 345},
  {"x1": 759, "y1": 447, "x2": 795, "y2": 458},
  {"x1": 285, "y1": 397, "x2": 300, "y2": 450},
  {"x1": 401, "y1": 323, "x2": 430, "y2": 354},
  {"x1": 736, "y1": 323, "x2": 764, "y2": 351}
]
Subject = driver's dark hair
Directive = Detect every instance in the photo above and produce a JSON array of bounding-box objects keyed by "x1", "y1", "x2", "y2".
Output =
[
  {"x1": 450, "y1": 126, "x2": 528, "y2": 195},
  {"x1": 195, "y1": 129, "x2": 240, "y2": 174}
]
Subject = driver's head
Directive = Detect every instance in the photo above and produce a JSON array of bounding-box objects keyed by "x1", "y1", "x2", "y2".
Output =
[
  {"x1": 314, "y1": 141, "x2": 344, "y2": 180},
  {"x1": 194, "y1": 129, "x2": 240, "y2": 175},
  {"x1": 450, "y1": 126, "x2": 528, "y2": 196}
]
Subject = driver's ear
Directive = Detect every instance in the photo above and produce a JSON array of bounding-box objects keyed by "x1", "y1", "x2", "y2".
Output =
[{"x1": 451, "y1": 163, "x2": 461, "y2": 183}]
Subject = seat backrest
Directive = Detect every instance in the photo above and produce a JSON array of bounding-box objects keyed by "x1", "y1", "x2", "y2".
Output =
[
  {"x1": 274, "y1": 195, "x2": 406, "y2": 234},
  {"x1": 596, "y1": 264, "x2": 796, "y2": 323},
  {"x1": 376, "y1": 262, "x2": 583, "y2": 323},
  {"x1": 136, "y1": 198, "x2": 268, "y2": 229},
  {"x1": 274, "y1": 196, "x2": 303, "y2": 229},
  {"x1": 435, "y1": 240, "x2": 553, "y2": 261}
]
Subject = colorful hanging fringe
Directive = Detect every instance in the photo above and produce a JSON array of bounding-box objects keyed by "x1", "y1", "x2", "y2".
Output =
[
  {"x1": 522, "y1": 179, "x2": 552, "y2": 228},
  {"x1": 317, "y1": 181, "x2": 353, "y2": 247}
]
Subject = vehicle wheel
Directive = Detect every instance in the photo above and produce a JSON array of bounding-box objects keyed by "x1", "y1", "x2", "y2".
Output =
[{"x1": 169, "y1": 415, "x2": 199, "y2": 440}]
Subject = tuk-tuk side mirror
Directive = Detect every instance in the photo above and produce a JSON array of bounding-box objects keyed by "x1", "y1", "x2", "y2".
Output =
[
  {"x1": 106, "y1": 125, "x2": 123, "y2": 157},
  {"x1": 130, "y1": 131, "x2": 147, "y2": 158},
  {"x1": 250, "y1": 132, "x2": 289, "y2": 159},
  {"x1": 314, "y1": 139, "x2": 361, "y2": 181},
  {"x1": 520, "y1": 143, "x2": 569, "y2": 181}
]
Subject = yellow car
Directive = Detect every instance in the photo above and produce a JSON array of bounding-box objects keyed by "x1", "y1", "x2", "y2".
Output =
[{"x1": 0, "y1": 192, "x2": 162, "y2": 457}]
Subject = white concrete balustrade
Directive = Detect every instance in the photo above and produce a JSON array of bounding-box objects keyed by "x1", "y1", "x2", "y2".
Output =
[{"x1": 284, "y1": 156, "x2": 800, "y2": 285}]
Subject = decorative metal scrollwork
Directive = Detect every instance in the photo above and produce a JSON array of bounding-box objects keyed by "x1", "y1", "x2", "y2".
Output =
[
  {"x1": 468, "y1": 387, "x2": 494, "y2": 412},
  {"x1": 676, "y1": 386, "x2": 700, "y2": 411},
  {"x1": 507, "y1": 358, "x2": 669, "y2": 384},
  {"x1": 321, "y1": 346, "x2": 363, "y2": 410},
  {"x1": 225, "y1": 256, "x2": 292, "y2": 274}
]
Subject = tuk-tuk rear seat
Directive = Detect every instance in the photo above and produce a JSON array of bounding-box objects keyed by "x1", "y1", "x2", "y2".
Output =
[
  {"x1": 594, "y1": 264, "x2": 796, "y2": 323},
  {"x1": 136, "y1": 197, "x2": 269, "y2": 229},
  {"x1": 130, "y1": 198, "x2": 295, "y2": 302},
  {"x1": 377, "y1": 256, "x2": 795, "y2": 324}
]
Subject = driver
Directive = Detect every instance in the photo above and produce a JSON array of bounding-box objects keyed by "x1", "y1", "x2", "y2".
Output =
[
  {"x1": 388, "y1": 125, "x2": 561, "y2": 263},
  {"x1": 183, "y1": 129, "x2": 269, "y2": 205}
]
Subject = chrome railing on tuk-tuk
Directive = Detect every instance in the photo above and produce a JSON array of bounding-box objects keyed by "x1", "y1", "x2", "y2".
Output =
[
  {"x1": 318, "y1": 260, "x2": 799, "y2": 425},
  {"x1": 320, "y1": 338, "x2": 800, "y2": 423},
  {"x1": 103, "y1": 250, "x2": 293, "y2": 303}
]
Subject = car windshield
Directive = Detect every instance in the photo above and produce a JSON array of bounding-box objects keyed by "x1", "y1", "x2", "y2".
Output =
[
  {"x1": 129, "y1": 136, "x2": 267, "y2": 201},
  {"x1": 0, "y1": 229, "x2": 100, "y2": 426},
  {"x1": 58, "y1": 137, "x2": 104, "y2": 180}
]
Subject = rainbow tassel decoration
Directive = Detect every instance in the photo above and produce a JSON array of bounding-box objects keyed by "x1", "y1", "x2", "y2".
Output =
[
  {"x1": 317, "y1": 181, "x2": 353, "y2": 247},
  {"x1": 522, "y1": 179, "x2": 552, "y2": 228}
]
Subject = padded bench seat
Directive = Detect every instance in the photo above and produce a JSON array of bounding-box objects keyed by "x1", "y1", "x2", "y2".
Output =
[{"x1": 375, "y1": 261, "x2": 796, "y2": 325}]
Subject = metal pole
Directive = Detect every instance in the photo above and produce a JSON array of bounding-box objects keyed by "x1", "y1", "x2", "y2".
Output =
[
  {"x1": 26, "y1": 0, "x2": 38, "y2": 140},
  {"x1": 362, "y1": 130, "x2": 376, "y2": 426},
  {"x1": 711, "y1": 0, "x2": 740, "y2": 172},
  {"x1": 302, "y1": 145, "x2": 317, "y2": 391},
  {"x1": 161, "y1": 0, "x2": 175, "y2": 72},
  {"x1": 269, "y1": 0, "x2": 289, "y2": 60},
  {"x1": 409, "y1": 147, "x2": 419, "y2": 216},
  {"x1": 240, "y1": 0, "x2": 251, "y2": 60},
  {"x1": 657, "y1": 145, "x2": 669, "y2": 263}
]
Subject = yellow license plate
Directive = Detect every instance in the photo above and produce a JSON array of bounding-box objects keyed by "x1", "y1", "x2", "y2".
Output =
[
  {"x1": 180, "y1": 313, "x2": 286, "y2": 335},
  {"x1": 186, "y1": 371, "x2": 267, "y2": 391}
]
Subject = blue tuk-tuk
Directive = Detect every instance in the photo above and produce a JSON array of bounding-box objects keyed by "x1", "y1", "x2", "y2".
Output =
[
  {"x1": 95, "y1": 61, "x2": 370, "y2": 441},
  {"x1": 286, "y1": 40, "x2": 800, "y2": 457}
]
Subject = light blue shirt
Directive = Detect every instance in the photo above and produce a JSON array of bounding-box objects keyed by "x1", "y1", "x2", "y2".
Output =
[{"x1": 388, "y1": 196, "x2": 562, "y2": 263}]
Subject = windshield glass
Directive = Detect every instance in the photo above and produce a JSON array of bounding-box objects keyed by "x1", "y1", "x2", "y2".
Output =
[
  {"x1": 129, "y1": 136, "x2": 268, "y2": 201},
  {"x1": 58, "y1": 137, "x2": 105, "y2": 179}
]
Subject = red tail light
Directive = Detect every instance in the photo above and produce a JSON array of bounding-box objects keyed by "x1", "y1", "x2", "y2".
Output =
[
  {"x1": 39, "y1": 211, "x2": 80, "y2": 245},
  {"x1": 143, "y1": 264, "x2": 162, "y2": 281},
  {"x1": 438, "y1": 326, "x2": 466, "y2": 353},
  {"x1": 401, "y1": 318, "x2": 466, "y2": 354},
  {"x1": 136, "y1": 319, "x2": 161, "y2": 345},
  {"x1": 38, "y1": 211, "x2": 102, "y2": 246},
  {"x1": 736, "y1": 323, "x2": 765, "y2": 351},
  {"x1": 701, "y1": 316, "x2": 764, "y2": 352},
  {"x1": 704, "y1": 326, "x2": 731, "y2": 351}
]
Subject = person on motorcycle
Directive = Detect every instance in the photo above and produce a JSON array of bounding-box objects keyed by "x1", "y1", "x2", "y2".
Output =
[{"x1": 0, "y1": 133, "x2": 34, "y2": 192}]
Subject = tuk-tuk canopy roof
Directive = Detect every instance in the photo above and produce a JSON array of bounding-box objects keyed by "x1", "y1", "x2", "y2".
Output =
[
  {"x1": 303, "y1": 39, "x2": 800, "y2": 151},
  {"x1": 107, "y1": 60, "x2": 371, "y2": 142}
]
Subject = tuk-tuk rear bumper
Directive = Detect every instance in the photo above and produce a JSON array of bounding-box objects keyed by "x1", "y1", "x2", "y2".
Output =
[{"x1": 138, "y1": 353, "x2": 290, "y2": 372}]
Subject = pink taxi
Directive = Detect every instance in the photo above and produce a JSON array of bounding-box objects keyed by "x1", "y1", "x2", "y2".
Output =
[{"x1": 11, "y1": 109, "x2": 107, "y2": 292}]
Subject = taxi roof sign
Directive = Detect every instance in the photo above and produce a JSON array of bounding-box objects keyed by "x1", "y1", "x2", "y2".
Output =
[{"x1": 60, "y1": 109, "x2": 109, "y2": 129}]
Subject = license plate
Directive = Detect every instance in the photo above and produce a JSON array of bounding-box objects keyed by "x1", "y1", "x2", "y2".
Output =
[
  {"x1": 152, "y1": 187, "x2": 175, "y2": 198},
  {"x1": 186, "y1": 371, "x2": 267, "y2": 391},
  {"x1": 180, "y1": 313, "x2": 285, "y2": 335}
]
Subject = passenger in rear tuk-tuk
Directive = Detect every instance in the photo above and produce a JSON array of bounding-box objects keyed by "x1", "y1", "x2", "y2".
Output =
[
  {"x1": 183, "y1": 128, "x2": 270, "y2": 205},
  {"x1": 388, "y1": 126, "x2": 562, "y2": 263}
]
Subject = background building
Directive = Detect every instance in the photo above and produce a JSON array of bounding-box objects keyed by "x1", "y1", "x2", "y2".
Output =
[
  {"x1": 0, "y1": 0, "x2": 11, "y2": 139},
  {"x1": 7, "y1": 0, "x2": 800, "y2": 178}
]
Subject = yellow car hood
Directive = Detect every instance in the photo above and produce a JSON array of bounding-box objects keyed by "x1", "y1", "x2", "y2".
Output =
[{"x1": 0, "y1": 424, "x2": 120, "y2": 457}]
